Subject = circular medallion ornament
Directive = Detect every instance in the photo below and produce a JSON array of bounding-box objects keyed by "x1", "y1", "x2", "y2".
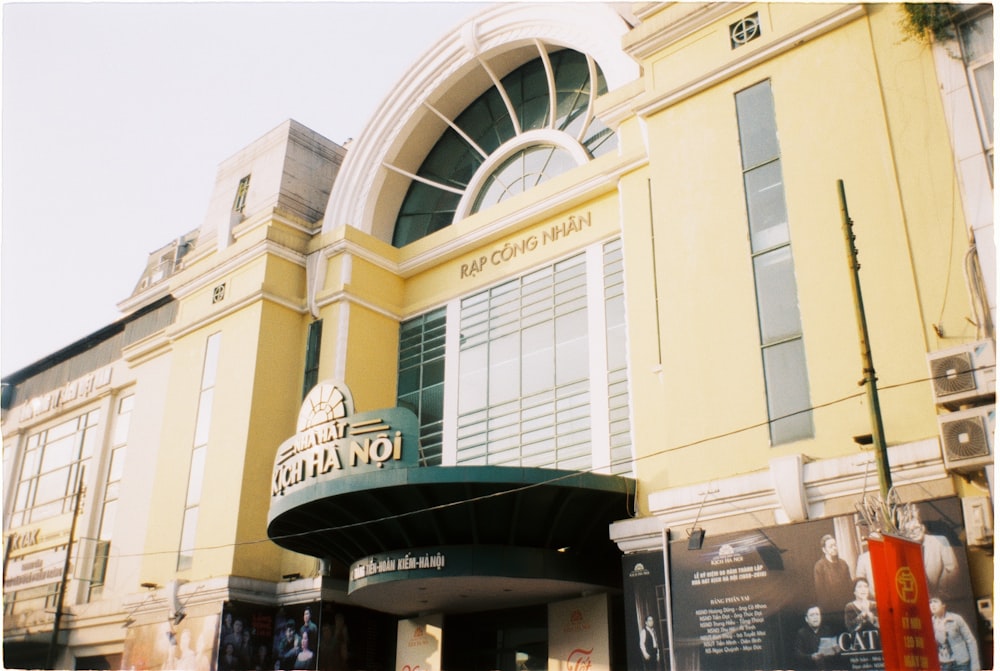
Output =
[{"x1": 730, "y1": 15, "x2": 760, "y2": 47}]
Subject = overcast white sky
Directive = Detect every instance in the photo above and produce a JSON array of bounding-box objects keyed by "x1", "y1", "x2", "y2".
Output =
[{"x1": 1, "y1": 1, "x2": 486, "y2": 376}]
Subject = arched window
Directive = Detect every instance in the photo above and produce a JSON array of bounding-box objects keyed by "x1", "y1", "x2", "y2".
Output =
[{"x1": 392, "y1": 48, "x2": 614, "y2": 247}]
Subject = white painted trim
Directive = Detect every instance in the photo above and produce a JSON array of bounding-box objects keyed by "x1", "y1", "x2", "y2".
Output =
[
  {"x1": 382, "y1": 162, "x2": 465, "y2": 196},
  {"x1": 643, "y1": 439, "x2": 946, "y2": 532},
  {"x1": 422, "y1": 101, "x2": 489, "y2": 159},
  {"x1": 397, "y1": 151, "x2": 649, "y2": 277},
  {"x1": 633, "y1": 5, "x2": 865, "y2": 119},
  {"x1": 323, "y1": 3, "x2": 639, "y2": 239},
  {"x1": 586, "y1": 244, "x2": 613, "y2": 474},
  {"x1": 334, "y1": 301, "x2": 350, "y2": 383},
  {"x1": 453, "y1": 128, "x2": 592, "y2": 220},
  {"x1": 442, "y1": 299, "x2": 462, "y2": 466}
]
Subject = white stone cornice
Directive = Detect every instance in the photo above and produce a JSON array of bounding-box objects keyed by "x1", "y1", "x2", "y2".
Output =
[
  {"x1": 169, "y1": 238, "x2": 305, "y2": 301},
  {"x1": 613, "y1": 439, "x2": 953, "y2": 554},
  {"x1": 633, "y1": 4, "x2": 866, "y2": 120},
  {"x1": 623, "y1": 3, "x2": 749, "y2": 62},
  {"x1": 323, "y1": 2, "x2": 640, "y2": 241},
  {"x1": 117, "y1": 283, "x2": 172, "y2": 315},
  {"x1": 313, "y1": 289, "x2": 400, "y2": 323},
  {"x1": 165, "y1": 288, "x2": 306, "y2": 344},
  {"x1": 121, "y1": 331, "x2": 173, "y2": 367},
  {"x1": 608, "y1": 514, "x2": 667, "y2": 555},
  {"x1": 397, "y1": 151, "x2": 648, "y2": 277}
]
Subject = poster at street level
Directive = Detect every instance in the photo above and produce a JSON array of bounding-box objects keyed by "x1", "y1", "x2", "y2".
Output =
[
  {"x1": 622, "y1": 548, "x2": 670, "y2": 671},
  {"x1": 667, "y1": 497, "x2": 979, "y2": 671},
  {"x1": 218, "y1": 599, "x2": 393, "y2": 671}
]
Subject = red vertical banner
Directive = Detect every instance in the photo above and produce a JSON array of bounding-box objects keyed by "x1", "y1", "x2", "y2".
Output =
[{"x1": 868, "y1": 535, "x2": 940, "y2": 671}]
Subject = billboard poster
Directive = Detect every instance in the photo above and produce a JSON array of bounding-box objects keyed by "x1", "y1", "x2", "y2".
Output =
[
  {"x1": 396, "y1": 614, "x2": 443, "y2": 671},
  {"x1": 216, "y1": 599, "x2": 393, "y2": 671},
  {"x1": 548, "y1": 593, "x2": 611, "y2": 671},
  {"x1": 622, "y1": 549, "x2": 669, "y2": 671},
  {"x1": 220, "y1": 601, "x2": 322, "y2": 671},
  {"x1": 667, "y1": 497, "x2": 978, "y2": 671},
  {"x1": 121, "y1": 613, "x2": 219, "y2": 670}
]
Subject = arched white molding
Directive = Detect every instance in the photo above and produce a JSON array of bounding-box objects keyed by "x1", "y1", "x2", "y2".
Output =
[
  {"x1": 322, "y1": 2, "x2": 640, "y2": 243},
  {"x1": 453, "y1": 128, "x2": 590, "y2": 219}
]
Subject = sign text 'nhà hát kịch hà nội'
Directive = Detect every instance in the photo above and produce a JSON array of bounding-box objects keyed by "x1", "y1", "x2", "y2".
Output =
[{"x1": 271, "y1": 381, "x2": 418, "y2": 497}]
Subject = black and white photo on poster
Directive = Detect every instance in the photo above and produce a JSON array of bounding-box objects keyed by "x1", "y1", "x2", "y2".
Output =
[
  {"x1": 623, "y1": 548, "x2": 670, "y2": 671},
  {"x1": 666, "y1": 497, "x2": 978, "y2": 671}
]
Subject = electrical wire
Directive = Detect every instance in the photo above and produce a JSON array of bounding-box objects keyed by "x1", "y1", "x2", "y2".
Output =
[{"x1": 98, "y1": 362, "x2": 995, "y2": 562}]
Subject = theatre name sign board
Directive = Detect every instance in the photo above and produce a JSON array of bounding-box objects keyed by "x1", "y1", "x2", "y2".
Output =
[{"x1": 271, "y1": 381, "x2": 419, "y2": 498}]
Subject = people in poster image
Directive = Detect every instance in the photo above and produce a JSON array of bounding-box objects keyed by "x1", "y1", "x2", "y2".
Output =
[
  {"x1": 854, "y1": 540, "x2": 874, "y2": 598},
  {"x1": 639, "y1": 614, "x2": 661, "y2": 671},
  {"x1": 224, "y1": 618, "x2": 253, "y2": 668},
  {"x1": 300, "y1": 607, "x2": 318, "y2": 644},
  {"x1": 903, "y1": 505, "x2": 961, "y2": 600},
  {"x1": 793, "y1": 606, "x2": 841, "y2": 671},
  {"x1": 276, "y1": 621, "x2": 302, "y2": 670},
  {"x1": 293, "y1": 630, "x2": 316, "y2": 669},
  {"x1": 844, "y1": 578, "x2": 878, "y2": 632},
  {"x1": 812, "y1": 534, "x2": 854, "y2": 627},
  {"x1": 930, "y1": 596, "x2": 981, "y2": 671}
]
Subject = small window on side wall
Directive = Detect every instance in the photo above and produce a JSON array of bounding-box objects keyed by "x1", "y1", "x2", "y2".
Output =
[{"x1": 233, "y1": 174, "x2": 251, "y2": 213}]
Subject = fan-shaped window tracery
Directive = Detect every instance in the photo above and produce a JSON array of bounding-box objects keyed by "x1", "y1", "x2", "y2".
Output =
[{"x1": 392, "y1": 48, "x2": 614, "y2": 247}]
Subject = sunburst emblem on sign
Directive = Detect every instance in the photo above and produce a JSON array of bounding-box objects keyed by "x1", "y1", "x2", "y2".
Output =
[{"x1": 297, "y1": 382, "x2": 352, "y2": 432}]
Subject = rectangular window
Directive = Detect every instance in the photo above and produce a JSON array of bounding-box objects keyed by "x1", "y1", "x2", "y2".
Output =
[
  {"x1": 178, "y1": 333, "x2": 221, "y2": 571},
  {"x1": 233, "y1": 174, "x2": 251, "y2": 213},
  {"x1": 736, "y1": 80, "x2": 813, "y2": 445},
  {"x1": 604, "y1": 239, "x2": 633, "y2": 476},
  {"x1": 457, "y1": 254, "x2": 591, "y2": 469},
  {"x1": 89, "y1": 394, "x2": 133, "y2": 600},
  {"x1": 958, "y1": 9, "x2": 994, "y2": 176},
  {"x1": 11, "y1": 410, "x2": 101, "y2": 527},
  {"x1": 397, "y1": 309, "x2": 447, "y2": 465},
  {"x1": 303, "y1": 320, "x2": 323, "y2": 398},
  {"x1": 397, "y1": 241, "x2": 634, "y2": 474}
]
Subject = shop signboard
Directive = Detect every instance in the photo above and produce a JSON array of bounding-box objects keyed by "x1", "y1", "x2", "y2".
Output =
[{"x1": 3, "y1": 545, "x2": 66, "y2": 594}]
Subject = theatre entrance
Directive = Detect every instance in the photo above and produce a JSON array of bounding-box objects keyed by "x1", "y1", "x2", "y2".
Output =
[{"x1": 442, "y1": 605, "x2": 547, "y2": 671}]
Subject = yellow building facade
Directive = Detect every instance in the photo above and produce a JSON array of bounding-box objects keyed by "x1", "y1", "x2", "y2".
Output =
[{"x1": 3, "y1": 4, "x2": 993, "y2": 671}]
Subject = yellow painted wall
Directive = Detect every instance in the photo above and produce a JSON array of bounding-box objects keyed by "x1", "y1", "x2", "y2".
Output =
[
  {"x1": 233, "y1": 300, "x2": 312, "y2": 580},
  {"x1": 620, "y1": 3, "x2": 967, "y2": 500},
  {"x1": 142, "y1": 248, "x2": 314, "y2": 583}
]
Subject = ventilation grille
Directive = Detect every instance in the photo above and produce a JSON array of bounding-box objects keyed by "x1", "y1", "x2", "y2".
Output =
[
  {"x1": 930, "y1": 352, "x2": 977, "y2": 397},
  {"x1": 927, "y1": 340, "x2": 996, "y2": 409},
  {"x1": 939, "y1": 404, "x2": 995, "y2": 472}
]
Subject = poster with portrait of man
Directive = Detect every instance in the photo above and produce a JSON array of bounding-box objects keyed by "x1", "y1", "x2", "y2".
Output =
[
  {"x1": 666, "y1": 497, "x2": 978, "y2": 671},
  {"x1": 622, "y1": 549, "x2": 669, "y2": 671}
]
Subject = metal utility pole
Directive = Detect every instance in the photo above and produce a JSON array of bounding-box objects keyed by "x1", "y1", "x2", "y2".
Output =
[
  {"x1": 46, "y1": 474, "x2": 85, "y2": 669},
  {"x1": 838, "y1": 180, "x2": 892, "y2": 501}
]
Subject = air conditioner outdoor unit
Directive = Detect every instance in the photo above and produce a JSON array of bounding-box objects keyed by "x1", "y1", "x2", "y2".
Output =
[
  {"x1": 938, "y1": 403, "x2": 995, "y2": 473},
  {"x1": 961, "y1": 496, "x2": 994, "y2": 547},
  {"x1": 927, "y1": 340, "x2": 996, "y2": 409}
]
